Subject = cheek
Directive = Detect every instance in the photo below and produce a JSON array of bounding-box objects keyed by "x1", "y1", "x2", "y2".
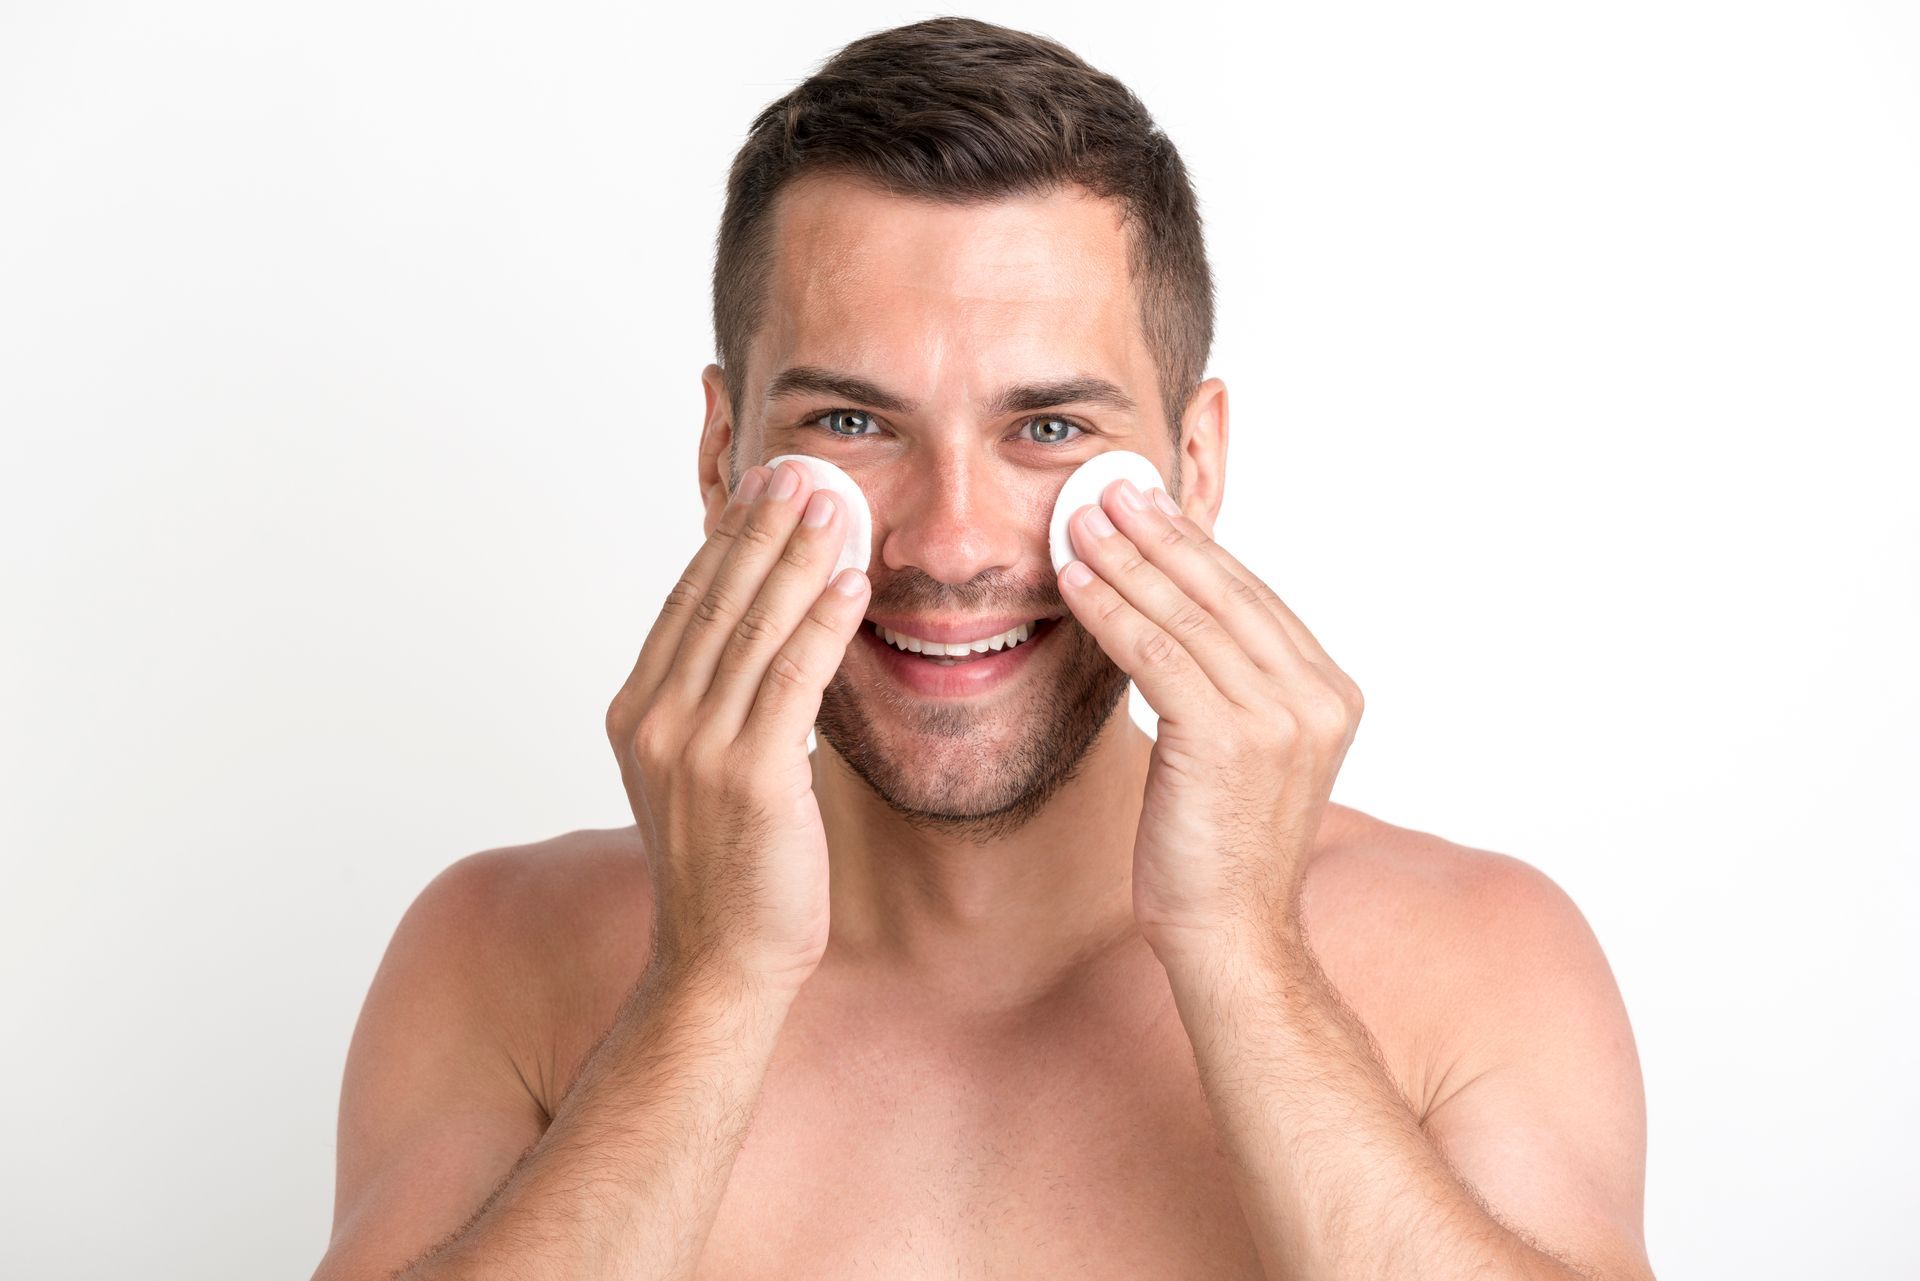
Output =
[{"x1": 1011, "y1": 480, "x2": 1059, "y2": 541}]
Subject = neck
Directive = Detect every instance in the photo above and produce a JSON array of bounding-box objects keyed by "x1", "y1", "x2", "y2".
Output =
[{"x1": 810, "y1": 694, "x2": 1156, "y2": 1007}]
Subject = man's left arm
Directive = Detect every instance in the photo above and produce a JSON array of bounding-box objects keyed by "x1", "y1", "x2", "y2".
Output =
[
  {"x1": 1158, "y1": 855, "x2": 1653, "y2": 1281},
  {"x1": 1054, "y1": 476, "x2": 1653, "y2": 1281}
]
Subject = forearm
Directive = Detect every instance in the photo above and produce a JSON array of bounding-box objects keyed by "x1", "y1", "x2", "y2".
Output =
[
  {"x1": 398, "y1": 958, "x2": 791, "y2": 1281},
  {"x1": 1162, "y1": 925, "x2": 1584, "y2": 1281}
]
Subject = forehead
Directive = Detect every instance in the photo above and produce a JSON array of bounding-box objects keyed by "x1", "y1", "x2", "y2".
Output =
[{"x1": 750, "y1": 174, "x2": 1152, "y2": 413}]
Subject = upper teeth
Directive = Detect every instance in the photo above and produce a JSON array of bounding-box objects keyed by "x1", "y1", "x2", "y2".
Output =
[{"x1": 875, "y1": 620, "x2": 1040, "y2": 656}]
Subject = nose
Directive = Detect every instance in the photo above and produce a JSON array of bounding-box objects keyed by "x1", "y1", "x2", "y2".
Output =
[{"x1": 875, "y1": 449, "x2": 1036, "y2": 586}]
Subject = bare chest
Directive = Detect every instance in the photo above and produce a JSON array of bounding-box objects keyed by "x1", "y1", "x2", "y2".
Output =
[
  {"x1": 687, "y1": 962, "x2": 1271, "y2": 1281},
  {"x1": 530, "y1": 832, "x2": 1440, "y2": 1279}
]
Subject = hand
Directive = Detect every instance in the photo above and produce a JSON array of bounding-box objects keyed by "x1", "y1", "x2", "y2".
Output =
[
  {"x1": 1057, "y1": 478, "x2": 1363, "y2": 962},
  {"x1": 605, "y1": 459, "x2": 871, "y2": 996}
]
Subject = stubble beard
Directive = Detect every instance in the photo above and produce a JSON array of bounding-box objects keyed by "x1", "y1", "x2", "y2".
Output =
[{"x1": 813, "y1": 618, "x2": 1133, "y2": 845}]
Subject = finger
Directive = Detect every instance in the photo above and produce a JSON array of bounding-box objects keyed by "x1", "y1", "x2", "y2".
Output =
[
  {"x1": 739, "y1": 564, "x2": 871, "y2": 752},
  {"x1": 664, "y1": 458, "x2": 819, "y2": 708},
  {"x1": 702, "y1": 487, "x2": 853, "y2": 738},
  {"x1": 1064, "y1": 496, "x2": 1269, "y2": 710},
  {"x1": 1142, "y1": 485, "x2": 1339, "y2": 673},
  {"x1": 619, "y1": 464, "x2": 772, "y2": 711},
  {"x1": 1092, "y1": 478, "x2": 1321, "y2": 689}
]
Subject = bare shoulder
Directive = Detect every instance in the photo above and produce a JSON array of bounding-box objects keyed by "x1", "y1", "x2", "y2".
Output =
[
  {"x1": 1300, "y1": 804, "x2": 1637, "y2": 1122},
  {"x1": 317, "y1": 827, "x2": 655, "y2": 1277},
  {"x1": 450, "y1": 823, "x2": 656, "y2": 971},
  {"x1": 422, "y1": 825, "x2": 657, "y2": 1109},
  {"x1": 1299, "y1": 804, "x2": 1651, "y2": 1277}
]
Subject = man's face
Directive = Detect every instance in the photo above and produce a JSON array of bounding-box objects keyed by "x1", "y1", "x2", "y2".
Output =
[{"x1": 739, "y1": 175, "x2": 1173, "y2": 839}]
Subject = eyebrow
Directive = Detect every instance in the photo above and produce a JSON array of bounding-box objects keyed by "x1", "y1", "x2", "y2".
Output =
[{"x1": 764, "y1": 365, "x2": 1137, "y2": 418}]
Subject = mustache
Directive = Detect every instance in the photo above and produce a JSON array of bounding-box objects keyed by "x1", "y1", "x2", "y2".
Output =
[{"x1": 863, "y1": 566, "x2": 1065, "y2": 619}]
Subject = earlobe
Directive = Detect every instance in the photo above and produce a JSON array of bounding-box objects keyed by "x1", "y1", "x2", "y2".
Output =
[
  {"x1": 700, "y1": 449, "x2": 732, "y2": 538},
  {"x1": 701, "y1": 484, "x2": 727, "y2": 538}
]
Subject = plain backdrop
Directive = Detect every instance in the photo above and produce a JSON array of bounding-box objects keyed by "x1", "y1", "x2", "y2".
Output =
[{"x1": 3, "y1": 1, "x2": 1916, "y2": 1276}]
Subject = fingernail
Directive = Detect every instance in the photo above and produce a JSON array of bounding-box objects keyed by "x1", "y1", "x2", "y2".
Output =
[
  {"x1": 1150, "y1": 487, "x2": 1181, "y2": 517},
  {"x1": 1063, "y1": 561, "x2": 1095, "y2": 588},
  {"x1": 737, "y1": 468, "x2": 768, "y2": 503},
  {"x1": 832, "y1": 567, "x2": 868, "y2": 596},
  {"x1": 1115, "y1": 479, "x2": 1146, "y2": 511},
  {"x1": 1082, "y1": 504, "x2": 1116, "y2": 537},
  {"x1": 770, "y1": 462, "x2": 801, "y2": 501},
  {"x1": 803, "y1": 489, "x2": 836, "y2": 527}
]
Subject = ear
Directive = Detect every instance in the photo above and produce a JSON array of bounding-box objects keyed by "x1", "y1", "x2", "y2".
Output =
[
  {"x1": 1175, "y1": 377, "x2": 1227, "y2": 538},
  {"x1": 698, "y1": 363, "x2": 737, "y2": 538}
]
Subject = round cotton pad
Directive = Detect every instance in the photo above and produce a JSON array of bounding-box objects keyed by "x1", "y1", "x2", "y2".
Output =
[
  {"x1": 1048, "y1": 450, "x2": 1169, "y2": 574},
  {"x1": 763, "y1": 453, "x2": 873, "y2": 578}
]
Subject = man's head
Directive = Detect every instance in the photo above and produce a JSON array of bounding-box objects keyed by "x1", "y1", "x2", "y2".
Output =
[{"x1": 696, "y1": 17, "x2": 1227, "y2": 842}]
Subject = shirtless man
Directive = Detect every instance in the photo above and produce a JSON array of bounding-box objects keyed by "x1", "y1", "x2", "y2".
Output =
[{"x1": 312, "y1": 17, "x2": 1652, "y2": 1281}]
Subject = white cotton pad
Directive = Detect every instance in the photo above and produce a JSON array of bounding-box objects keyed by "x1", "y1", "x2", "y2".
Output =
[
  {"x1": 1048, "y1": 450, "x2": 1170, "y2": 573},
  {"x1": 763, "y1": 453, "x2": 873, "y2": 578}
]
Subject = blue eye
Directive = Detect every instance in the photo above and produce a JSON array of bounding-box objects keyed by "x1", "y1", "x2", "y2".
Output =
[
  {"x1": 813, "y1": 408, "x2": 877, "y2": 437},
  {"x1": 1022, "y1": 415, "x2": 1083, "y2": 445}
]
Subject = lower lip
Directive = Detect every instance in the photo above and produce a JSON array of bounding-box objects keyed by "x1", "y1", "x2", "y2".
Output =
[{"x1": 857, "y1": 618, "x2": 1059, "y2": 698}]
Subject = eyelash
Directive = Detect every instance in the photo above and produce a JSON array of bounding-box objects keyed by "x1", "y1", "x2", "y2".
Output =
[{"x1": 800, "y1": 406, "x2": 1094, "y2": 445}]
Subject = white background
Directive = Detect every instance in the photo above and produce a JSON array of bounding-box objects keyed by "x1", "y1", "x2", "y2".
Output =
[{"x1": 3, "y1": 2, "x2": 1915, "y2": 1277}]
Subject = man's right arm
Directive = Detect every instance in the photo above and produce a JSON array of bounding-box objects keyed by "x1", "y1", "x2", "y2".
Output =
[
  {"x1": 310, "y1": 850, "x2": 795, "y2": 1281},
  {"x1": 403, "y1": 958, "x2": 791, "y2": 1280},
  {"x1": 316, "y1": 457, "x2": 869, "y2": 1280}
]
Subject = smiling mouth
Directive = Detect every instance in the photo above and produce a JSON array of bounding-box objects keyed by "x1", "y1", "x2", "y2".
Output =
[{"x1": 868, "y1": 616, "x2": 1061, "y2": 664}]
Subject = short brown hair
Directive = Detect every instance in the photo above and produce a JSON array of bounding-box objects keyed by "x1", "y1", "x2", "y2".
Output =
[{"x1": 712, "y1": 16, "x2": 1215, "y2": 455}]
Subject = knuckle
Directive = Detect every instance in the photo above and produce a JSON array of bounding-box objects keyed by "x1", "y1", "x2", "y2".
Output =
[
  {"x1": 1164, "y1": 602, "x2": 1213, "y2": 641},
  {"x1": 661, "y1": 575, "x2": 704, "y2": 618},
  {"x1": 731, "y1": 607, "x2": 786, "y2": 649},
  {"x1": 778, "y1": 536, "x2": 821, "y2": 573},
  {"x1": 628, "y1": 709, "x2": 676, "y2": 761},
  {"x1": 1134, "y1": 627, "x2": 1181, "y2": 670},
  {"x1": 794, "y1": 607, "x2": 842, "y2": 647},
  {"x1": 1305, "y1": 694, "x2": 1348, "y2": 739},
  {"x1": 763, "y1": 648, "x2": 813, "y2": 694},
  {"x1": 1225, "y1": 576, "x2": 1267, "y2": 612},
  {"x1": 736, "y1": 517, "x2": 782, "y2": 550},
  {"x1": 691, "y1": 587, "x2": 737, "y2": 627},
  {"x1": 1154, "y1": 521, "x2": 1185, "y2": 549},
  {"x1": 603, "y1": 693, "x2": 630, "y2": 744}
]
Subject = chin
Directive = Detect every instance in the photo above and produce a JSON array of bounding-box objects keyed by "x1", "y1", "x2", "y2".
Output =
[{"x1": 814, "y1": 625, "x2": 1133, "y2": 839}]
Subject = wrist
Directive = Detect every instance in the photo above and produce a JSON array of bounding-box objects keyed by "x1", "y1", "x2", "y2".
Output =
[
  {"x1": 639, "y1": 942, "x2": 810, "y2": 1027},
  {"x1": 1146, "y1": 913, "x2": 1311, "y2": 993}
]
